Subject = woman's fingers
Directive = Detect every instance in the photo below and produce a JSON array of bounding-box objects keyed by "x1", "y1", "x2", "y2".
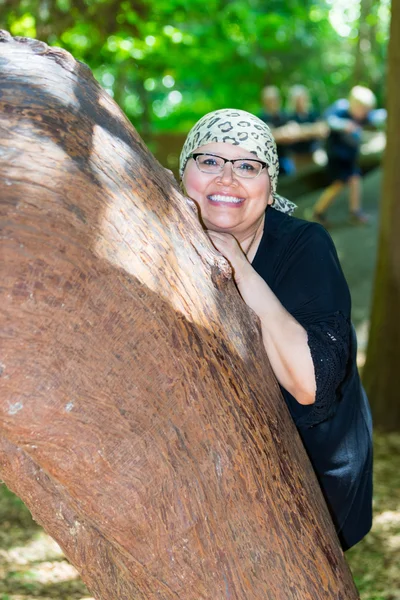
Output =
[
  {"x1": 207, "y1": 231, "x2": 236, "y2": 252},
  {"x1": 207, "y1": 231, "x2": 245, "y2": 265},
  {"x1": 207, "y1": 231, "x2": 252, "y2": 285},
  {"x1": 185, "y1": 196, "x2": 199, "y2": 215}
]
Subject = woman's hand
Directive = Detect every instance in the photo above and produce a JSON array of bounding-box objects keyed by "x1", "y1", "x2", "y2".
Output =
[
  {"x1": 206, "y1": 230, "x2": 265, "y2": 317},
  {"x1": 206, "y1": 231, "x2": 250, "y2": 285}
]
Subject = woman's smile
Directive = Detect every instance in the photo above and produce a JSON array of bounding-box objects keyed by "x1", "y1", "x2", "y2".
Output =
[{"x1": 207, "y1": 193, "x2": 245, "y2": 206}]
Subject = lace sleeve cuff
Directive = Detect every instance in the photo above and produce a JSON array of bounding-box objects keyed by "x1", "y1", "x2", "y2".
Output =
[{"x1": 296, "y1": 311, "x2": 351, "y2": 429}]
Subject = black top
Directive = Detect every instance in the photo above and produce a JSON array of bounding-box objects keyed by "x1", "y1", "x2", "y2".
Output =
[
  {"x1": 252, "y1": 207, "x2": 373, "y2": 550},
  {"x1": 259, "y1": 110, "x2": 290, "y2": 160},
  {"x1": 259, "y1": 110, "x2": 288, "y2": 130},
  {"x1": 287, "y1": 109, "x2": 320, "y2": 154}
]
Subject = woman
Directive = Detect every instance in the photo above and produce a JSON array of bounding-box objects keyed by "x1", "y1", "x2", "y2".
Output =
[{"x1": 179, "y1": 108, "x2": 373, "y2": 550}]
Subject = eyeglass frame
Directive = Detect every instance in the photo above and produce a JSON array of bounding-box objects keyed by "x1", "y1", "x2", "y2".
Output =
[{"x1": 189, "y1": 152, "x2": 268, "y2": 179}]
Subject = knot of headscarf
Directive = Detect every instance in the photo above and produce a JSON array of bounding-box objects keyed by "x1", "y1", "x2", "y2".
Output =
[{"x1": 179, "y1": 108, "x2": 297, "y2": 215}]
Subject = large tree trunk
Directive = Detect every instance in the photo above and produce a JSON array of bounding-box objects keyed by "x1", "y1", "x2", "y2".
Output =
[
  {"x1": 363, "y1": 3, "x2": 400, "y2": 431},
  {"x1": 353, "y1": 0, "x2": 374, "y2": 85},
  {"x1": 0, "y1": 31, "x2": 359, "y2": 599}
]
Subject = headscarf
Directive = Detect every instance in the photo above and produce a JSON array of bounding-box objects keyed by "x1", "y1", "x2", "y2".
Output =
[{"x1": 179, "y1": 108, "x2": 297, "y2": 215}]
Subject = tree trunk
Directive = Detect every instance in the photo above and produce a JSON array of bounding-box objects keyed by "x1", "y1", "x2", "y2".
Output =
[
  {"x1": 353, "y1": 0, "x2": 374, "y2": 85},
  {"x1": 0, "y1": 31, "x2": 359, "y2": 599},
  {"x1": 363, "y1": 3, "x2": 400, "y2": 431}
]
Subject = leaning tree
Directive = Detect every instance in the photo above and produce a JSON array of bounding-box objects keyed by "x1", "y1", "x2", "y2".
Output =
[
  {"x1": 363, "y1": 1, "x2": 400, "y2": 431},
  {"x1": 0, "y1": 31, "x2": 359, "y2": 599}
]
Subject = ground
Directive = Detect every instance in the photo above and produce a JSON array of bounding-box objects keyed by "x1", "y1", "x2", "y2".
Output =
[{"x1": 1, "y1": 167, "x2": 399, "y2": 599}]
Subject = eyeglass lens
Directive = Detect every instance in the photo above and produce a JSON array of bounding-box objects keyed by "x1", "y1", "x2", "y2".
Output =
[{"x1": 196, "y1": 154, "x2": 263, "y2": 178}]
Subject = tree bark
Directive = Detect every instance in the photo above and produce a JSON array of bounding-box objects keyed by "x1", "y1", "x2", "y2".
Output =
[
  {"x1": 0, "y1": 31, "x2": 359, "y2": 599},
  {"x1": 363, "y1": 2, "x2": 400, "y2": 431},
  {"x1": 353, "y1": 0, "x2": 374, "y2": 86}
]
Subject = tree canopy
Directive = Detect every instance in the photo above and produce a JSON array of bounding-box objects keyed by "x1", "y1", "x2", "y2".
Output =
[{"x1": 0, "y1": 0, "x2": 390, "y2": 136}]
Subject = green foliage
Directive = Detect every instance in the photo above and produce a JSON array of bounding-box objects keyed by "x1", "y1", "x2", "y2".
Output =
[
  {"x1": 0, "y1": 0, "x2": 390, "y2": 136},
  {"x1": 347, "y1": 433, "x2": 400, "y2": 599}
]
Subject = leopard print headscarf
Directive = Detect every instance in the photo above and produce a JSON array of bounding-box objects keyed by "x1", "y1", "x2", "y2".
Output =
[{"x1": 179, "y1": 108, "x2": 297, "y2": 215}]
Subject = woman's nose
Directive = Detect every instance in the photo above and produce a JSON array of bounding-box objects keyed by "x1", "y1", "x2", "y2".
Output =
[{"x1": 216, "y1": 162, "x2": 236, "y2": 184}]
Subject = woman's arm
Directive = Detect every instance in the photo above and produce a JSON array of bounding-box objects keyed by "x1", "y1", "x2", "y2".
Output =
[{"x1": 207, "y1": 231, "x2": 316, "y2": 406}]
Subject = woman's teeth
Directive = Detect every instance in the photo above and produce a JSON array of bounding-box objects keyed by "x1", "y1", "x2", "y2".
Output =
[{"x1": 208, "y1": 194, "x2": 244, "y2": 204}]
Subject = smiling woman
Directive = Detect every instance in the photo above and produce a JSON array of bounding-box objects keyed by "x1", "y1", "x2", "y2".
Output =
[
  {"x1": 183, "y1": 144, "x2": 272, "y2": 241},
  {"x1": 179, "y1": 108, "x2": 373, "y2": 551}
]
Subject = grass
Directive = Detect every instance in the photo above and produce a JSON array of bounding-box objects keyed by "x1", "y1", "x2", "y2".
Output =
[
  {"x1": 0, "y1": 432, "x2": 399, "y2": 599},
  {"x1": 347, "y1": 432, "x2": 400, "y2": 600}
]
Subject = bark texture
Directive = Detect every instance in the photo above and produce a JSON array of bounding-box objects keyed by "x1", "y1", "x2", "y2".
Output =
[
  {"x1": 363, "y1": 2, "x2": 400, "y2": 431},
  {"x1": 353, "y1": 0, "x2": 375, "y2": 85},
  {"x1": 0, "y1": 31, "x2": 359, "y2": 599}
]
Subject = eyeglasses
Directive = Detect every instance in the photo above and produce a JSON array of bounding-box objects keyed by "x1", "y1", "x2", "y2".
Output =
[{"x1": 190, "y1": 153, "x2": 267, "y2": 179}]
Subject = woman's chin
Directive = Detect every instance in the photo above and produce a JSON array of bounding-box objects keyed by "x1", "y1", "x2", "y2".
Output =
[
  {"x1": 203, "y1": 217, "x2": 238, "y2": 233},
  {"x1": 201, "y1": 209, "x2": 243, "y2": 231}
]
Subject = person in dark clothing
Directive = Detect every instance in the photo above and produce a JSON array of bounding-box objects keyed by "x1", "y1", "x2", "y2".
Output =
[
  {"x1": 287, "y1": 85, "x2": 322, "y2": 167},
  {"x1": 313, "y1": 85, "x2": 386, "y2": 225},
  {"x1": 259, "y1": 86, "x2": 295, "y2": 176},
  {"x1": 179, "y1": 108, "x2": 373, "y2": 550}
]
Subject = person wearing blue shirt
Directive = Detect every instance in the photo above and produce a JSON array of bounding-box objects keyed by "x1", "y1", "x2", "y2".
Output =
[{"x1": 313, "y1": 86, "x2": 386, "y2": 225}]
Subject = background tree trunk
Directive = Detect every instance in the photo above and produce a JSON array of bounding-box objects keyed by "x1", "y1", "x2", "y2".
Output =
[
  {"x1": 363, "y1": 2, "x2": 400, "y2": 431},
  {"x1": 353, "y1": 0, "x2": 374, "y2": 86},
  {"x1": 0, "y1": 31, "x2": 359, "y2": 599}
]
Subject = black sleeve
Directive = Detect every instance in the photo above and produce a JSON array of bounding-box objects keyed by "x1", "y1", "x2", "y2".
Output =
[{"x1": 273, "y1": 223, "x2": 352, "y2": 428}]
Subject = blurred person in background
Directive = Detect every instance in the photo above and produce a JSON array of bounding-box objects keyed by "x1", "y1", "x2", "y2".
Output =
[
  {"x1": 313, "y1": 85, "x2": 387, "y2": 226},
  {"x1": 259, "y1": 85, "x2": 296, "y2": 176},
  {"x1": 287, "y1": 84, "x2": 323, "y2": 169}
]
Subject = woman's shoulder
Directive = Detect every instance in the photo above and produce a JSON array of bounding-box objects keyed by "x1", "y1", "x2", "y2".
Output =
[
  {"x1": 267, "y1": 207, "x2": 335, "y2": 249},
  {"x1": 256, "y1": 207, "x2": 350, "y2": 312},
  {"x1": 262, "y1": 208, "x2": 343, "y2": 278}
]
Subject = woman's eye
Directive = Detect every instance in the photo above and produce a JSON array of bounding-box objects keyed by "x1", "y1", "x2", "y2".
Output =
[
  {"x1": 200, "y1": 157, "x2": 218, "y2": 166},
  {"x1": 238, "y1": 161, "x2": 256, "y2": 171}
]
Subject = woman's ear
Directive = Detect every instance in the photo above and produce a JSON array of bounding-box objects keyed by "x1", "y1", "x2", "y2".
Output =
[{"x1": 267, "y1": 193, "x2": 274, "y2": 206}]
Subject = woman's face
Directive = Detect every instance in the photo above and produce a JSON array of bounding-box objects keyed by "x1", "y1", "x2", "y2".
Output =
[{"x1": 182, "y1": 142, "x2": 273, "y2": 236}]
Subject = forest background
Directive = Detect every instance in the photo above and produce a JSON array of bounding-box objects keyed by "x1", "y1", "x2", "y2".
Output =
[
  {"x1": 0, "y1": 0, "x2": 391, "y2": 166},
  {"x1": 0, "y1": 1, "x2": 399, "y2": 600}
]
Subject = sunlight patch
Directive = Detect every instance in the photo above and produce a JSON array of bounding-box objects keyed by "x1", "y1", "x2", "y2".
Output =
[
  {"x1": 3, "y1": 532, "x2": 63, "y2": 565},
  {"x1": 90, "y1": 124, "x2": 227, "y2": 330},
  {"x1": 22, "y1": 559, "x2": 80, "y2": 584},
  {"x1": 374, "y1": 510, "x2": 400, "y2": 528}
]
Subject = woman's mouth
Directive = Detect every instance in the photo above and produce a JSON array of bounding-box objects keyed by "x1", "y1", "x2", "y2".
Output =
[{"x1": 207, "y1": 194, "x2": 245, "y2": 206}]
